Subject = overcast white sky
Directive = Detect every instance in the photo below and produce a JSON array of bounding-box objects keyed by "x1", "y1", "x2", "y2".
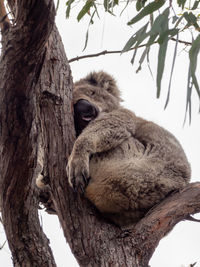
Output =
[{"x1": 1, "y1": 1, "x2": 200, "y2": 267}]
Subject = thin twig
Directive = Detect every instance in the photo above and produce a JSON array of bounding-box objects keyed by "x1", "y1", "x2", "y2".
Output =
[
  {"x1": 69, "y1": 49, "x2": 125, "y2": 63},
  {"x1": 0, "y1": 240, "x2": 6, "y2": 250},
  {"x1": 68, "y1": 38, "x2": 192, "y2": 63},
  {"x1": 171, "y1": 37, "x2": 192, "y2": 46},
  {"x1": 68, "y1": 43, "x2": 154, "y2": 63}
]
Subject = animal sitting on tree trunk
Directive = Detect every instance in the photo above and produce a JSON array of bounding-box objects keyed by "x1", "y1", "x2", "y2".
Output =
[{"x1": 66, "y1": 71, "x2": 191, "y2": 227}]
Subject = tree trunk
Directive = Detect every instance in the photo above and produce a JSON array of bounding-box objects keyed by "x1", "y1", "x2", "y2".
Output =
[
  {"x1": 0, "y1": 0, "x2": 57, "y2": 266},
  {"x1": 0, "y1": 1, "x2": 200, "y2": 267}
]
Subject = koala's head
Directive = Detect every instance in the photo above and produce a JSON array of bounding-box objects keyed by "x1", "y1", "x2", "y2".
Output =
[{"x1": 73, "y1": 71, "x2": 122, "y2": 135}]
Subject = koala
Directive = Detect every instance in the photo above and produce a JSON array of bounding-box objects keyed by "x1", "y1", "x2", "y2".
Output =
[{"x1": 67, "y1": 71, "x2": 191, "y2": 227}]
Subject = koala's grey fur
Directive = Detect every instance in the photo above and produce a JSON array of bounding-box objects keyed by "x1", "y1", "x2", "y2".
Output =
[{"x1": 67, "y1": 71, "x2": 191, "y2": 227}]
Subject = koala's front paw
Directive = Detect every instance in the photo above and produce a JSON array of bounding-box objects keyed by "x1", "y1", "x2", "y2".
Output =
[{"x1": 66, "y1": 154, "x2": 90, "y2": 193}]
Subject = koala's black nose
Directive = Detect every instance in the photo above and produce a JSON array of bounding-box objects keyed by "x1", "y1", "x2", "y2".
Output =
[
  {"x1": 74, "y1": 99, "x2": 98, "y2": 135},
  {"x1": 74, "y1": 99, "x2": 98, "y2": 121}
]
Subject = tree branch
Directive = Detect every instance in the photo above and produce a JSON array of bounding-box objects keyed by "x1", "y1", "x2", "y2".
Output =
[
  {"x1": 43, "y1": 179, "x2": 200, "y2": 266},
  {"x1": 68, "y1": 38, "x2": 192, "y2": 63},
  {"x1": 133, "y1": 182, "x2": 200, "y2": 266},
  {"x1": 68, "y1": 46, "x2": 149, "y2": 63}
]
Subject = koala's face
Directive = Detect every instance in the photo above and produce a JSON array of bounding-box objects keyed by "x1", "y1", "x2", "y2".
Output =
[
  {"x1": 73, "y1": 84, "x2": 119, "y2": 112},
  {"x1": 73, "y1": 72, "x2": 121, "y2": 135}
]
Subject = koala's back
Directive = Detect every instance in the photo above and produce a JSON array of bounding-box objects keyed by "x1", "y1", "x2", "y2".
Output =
[{"x1": 85, "y1": 109, "x2": 191, "y2": 227}]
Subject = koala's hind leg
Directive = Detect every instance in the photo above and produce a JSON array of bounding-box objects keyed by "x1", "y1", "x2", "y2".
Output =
[
  {"x1": 85, "y1": 158, "x2": 188, "y2": 226},
  {"x1": 85, "y1": 182, "x2": 130, "y2": 214},
  {"x1": 124, "y1": 157, "x2": 188, "y2": 211}
]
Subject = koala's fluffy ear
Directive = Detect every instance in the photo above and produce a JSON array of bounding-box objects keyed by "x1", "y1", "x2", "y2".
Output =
[{"x1": 84, "y1": 71, "x2": 122, "y2": 101}]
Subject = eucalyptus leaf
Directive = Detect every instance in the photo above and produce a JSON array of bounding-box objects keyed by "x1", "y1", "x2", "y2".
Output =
[
  {"x1": 136, "y1": 0, "x2": 143, "y2": 11},
  {"x1": 66, "y1": 0, "x2": 75, "y2": 18},
  {"x1": 191, "y1": 0, "x2": 200, "y2": 10},
  {"x1": 156, "y1": 9, "x2": 169, "y2": 98},
  {"x1": 165, "y1": 34, "x2": 179, "y2": 109},
  {"x1": 122, "y1": 36, "x2": 138, "y2": 53},
  {"x1": 122, "y1": 23, "x2": 149, "y2": 52},
  {"x1": 130, "y1": 26, "x2": 148, "y2": 64},
  {"x1": 135, "y1": 33, "x2": 157, "y2": 73},
  {"x1": 158, "y1": 29, "x2": 179, "y2": 44},
  {"x1": 174, "y1": 14, "x2": 184, "y2": 28},
  {"x1": 140, "y1": 8, "x2": 170, "y2": 58},
  {"x1": 131, "y1": 49, "x2": 138, "y2": 65},
  {"x1": 83, "y1": 11, "x2": 96, "y2": 51},
  {"x1": 104, "y1": 0, "x2": 109, "y2": 11},
  {"x1": 189, "y1": 34, "x2": 200, "y2": 97},
  {"x1": 183, "y1": 12, "x2": 199, "y2": 29},
  {"x1": 157, "y1": 40, "x2": 168, "y2": 98},
  {"x1": 93, "y1": 3, "x2": 100, "y2": 19},
  {"x1": 136, "y1": 47, "x2": 148, "y2": 72},
  {"x1": 83, "y1": 28, "x2": 89, "y2": 51},
  {"x1": 172, "y1": 15, "x2": 179, "y2": 24},
  {"x1": 108, "y1": 10, "x2": 116, "y2": 16},
  {"x1": 128, "y1": 0, "x2": 165, "y2": 25},
  {"x1": 112, "y1": 0, "x2": 119, "y2": 7},
  {"x1": 146, "y1": 47, "x2": 154, "y2": 78},
  {"x1": 184, "y1": 68, "x2": 193, "y2": 125},
  {"x1": 120, "y1": 0, "x2": 130, "y2": 15},
  {"x1": 177, "y1": 0, "x2": 187, "y2": 9},
  {"x1": 183, "y1": 12, "x2": 197, "y2": 24},
  {"x1": 77, "y1": 0, "x2": 94, "y2": 22},
  {"x1": 150, "y1": 8, "x2": 169, "y2": 35}
]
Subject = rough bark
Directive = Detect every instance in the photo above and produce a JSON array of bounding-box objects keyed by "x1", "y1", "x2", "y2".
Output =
[
  {"x1": 0, "y1": 1, "x2": 200, "y2": 267},
  {"x1": 0, "y1": 0, "x2": 57, "y2": 266}
]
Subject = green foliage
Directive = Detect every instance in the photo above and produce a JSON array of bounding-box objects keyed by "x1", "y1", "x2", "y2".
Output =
[
  {"x1": 164, "y1": 34, "x2": 179, "y2": 109},
  {"x1": 104, "y1": 0, "x2": 119, "y2": 12},
  {"x1": 66, "y1": 0, "x2": 75, "y2": 18},
  {"x1": 65, "y1": 0, "x2": 200, "y2": 120},
  {"x1": 187, "y1": 33, "x2": 200, "y2": 121},
  {"x1": 156, "y1": 9, "x2": 170, "y2": 99},
  {"x1": 122, "y1": 23, "x2": 149, "y2": 53},
  {"x1": 191, "y1": 0, "x2": 200, "y2": 10},
  {"x1": 189, "y1": 34, "x2": 200, "y2": 98},
  {"x1": 77, "y1": 1, "x2": 95, "y2": 22},
  {"x1": 177, "y1": 0, "x2": 187, "y2": 9},
  {"x1": 127, "y1": 0, "x2": 165, "y2": 25},
  {"x1": 183, "y1": 11, "x2": 200, "y2": 30},
  {"x1": 136, "y1": 0, "x2": 147, "y2": 12}
]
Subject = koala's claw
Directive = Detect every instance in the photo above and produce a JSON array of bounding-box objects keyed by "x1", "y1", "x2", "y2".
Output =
[
  {"x1": 66, "y1": 159, "x2": 89, "y2": 194},
  {"x1": 72, "y1": 172, "x2": 89, "y2": 193},
  {"x1": 82, "y1": 172, "x2": 89, "y2": 186},
  {"x1": 80, "y1": 184, "x2": 85, "y2": 194}
]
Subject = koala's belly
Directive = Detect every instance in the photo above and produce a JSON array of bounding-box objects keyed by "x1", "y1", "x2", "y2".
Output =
[{"x1": 89, "y1": 136, "x2": 145, "y2": 181}]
